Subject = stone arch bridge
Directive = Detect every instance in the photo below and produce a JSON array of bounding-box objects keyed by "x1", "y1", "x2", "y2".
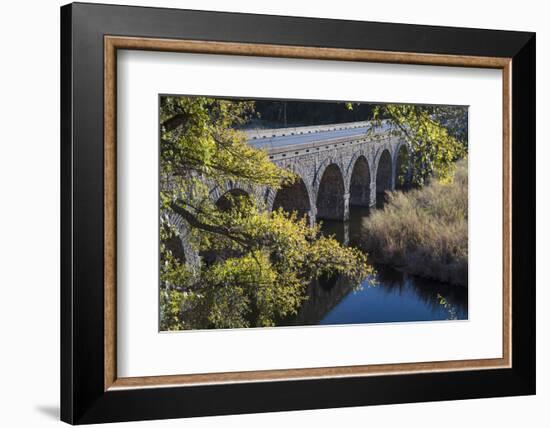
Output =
[
  {"x1": 165, "y1": 120, "x2": 412, "y2": 264},
  {"x1": 221, "y1": 120, "x2": 411, "y2": 222}
]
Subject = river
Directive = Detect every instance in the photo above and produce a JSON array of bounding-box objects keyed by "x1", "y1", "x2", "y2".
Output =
[{"x1": 281, "y1": 206, "x2": 468, "y2": 326}]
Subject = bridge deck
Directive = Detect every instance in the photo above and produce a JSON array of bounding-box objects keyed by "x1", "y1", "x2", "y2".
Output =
[{"x1": 246, "y1": 120, "x2": 391, "y2": 153}]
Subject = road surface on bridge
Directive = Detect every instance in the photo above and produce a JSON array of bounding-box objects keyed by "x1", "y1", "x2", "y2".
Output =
[
  {"x1": 248, "y1": 125, "x2": 368, "y2": 149},
  {"x1": 246, "y1": 121, "x2": 392, "y2": 151}
]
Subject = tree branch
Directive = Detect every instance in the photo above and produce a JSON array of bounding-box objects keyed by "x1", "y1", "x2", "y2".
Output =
[{"x1": 169, "y1": 202, "x2": 252, "y2": 249}]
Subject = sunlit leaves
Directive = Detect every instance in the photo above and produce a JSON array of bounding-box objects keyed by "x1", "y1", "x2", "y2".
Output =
[
  {"x1": 159, "y1": 97, "x2": 373, "y2": 330},
  {"x1": 160, "y1": 96, "x2": 294, "y2": 189},
  {"x1": 370, "y1": 104, "x2": 467, "y2": 185}
]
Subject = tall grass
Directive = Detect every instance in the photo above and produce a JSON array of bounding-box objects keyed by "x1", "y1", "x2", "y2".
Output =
[{"x1": 360, "y1": 160, "x2": 468, "y2": 286}]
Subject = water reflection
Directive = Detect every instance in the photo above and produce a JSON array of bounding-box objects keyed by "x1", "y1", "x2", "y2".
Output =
[{"x1": 282, "y1": 206, "x2": 468, "y2": 326}]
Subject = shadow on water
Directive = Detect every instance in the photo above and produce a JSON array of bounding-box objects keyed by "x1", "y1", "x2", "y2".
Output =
[{"x1": 281, "y1": 206, "x2": 468, "y2": 326}]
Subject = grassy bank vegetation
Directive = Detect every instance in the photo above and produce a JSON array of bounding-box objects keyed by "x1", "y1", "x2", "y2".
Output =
[{"x1": 360, "y1": 160, "x2": 468, "y2": 286}]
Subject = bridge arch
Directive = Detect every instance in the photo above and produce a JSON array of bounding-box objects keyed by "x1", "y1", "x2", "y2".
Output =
[
  {"x1": 375, "y1": 148, "x2": 393, "y2": 206},
  {"x1": 266, "y1": 163, "x2": 316, "y2": 220},
  {"x1": 161, "y1": 210, "x2": 200, "y2": 267},
  {"x1": 211, "y1": 179, "x2": 266, "y2": 207},
  {"x1": 215, "y1": 188, "x2": 251, "y2": 211},
  {"x1": 272, "y1": 175, "x2": 315, "y2": 222},
  {"x1": 316, "y1": 163, "x2": 346, "y2": 221},
  {"x1": 394, "y1": 142, "x2": 412, "y2": 190},
  {"x1": 349, "y1": 155, "x2": 372, "y2": 207}
]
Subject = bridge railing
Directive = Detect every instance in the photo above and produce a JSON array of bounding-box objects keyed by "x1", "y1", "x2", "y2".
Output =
[
  {"x1": 244, "y1": 120, "x2": 370, "y2": 141},
  {"x1": 245, "y1": 120, "x2": 395, "y2": 154}
]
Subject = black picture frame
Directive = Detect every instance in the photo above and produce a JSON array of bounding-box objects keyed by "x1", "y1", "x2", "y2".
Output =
[{"x1": 61, "y1": 2, "x2": 535, "y2": 424}]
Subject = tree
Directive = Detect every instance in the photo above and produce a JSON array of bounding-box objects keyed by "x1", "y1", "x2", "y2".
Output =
[
  {"x1": 347, "y1": 103, "x2": 467, "y2": 185},
  {"x1": 372, "y1": 105, "x2": 467, "y2": 185},
  {"x1": 160, "y1": 96, "x2": 372, "y2": 330}
]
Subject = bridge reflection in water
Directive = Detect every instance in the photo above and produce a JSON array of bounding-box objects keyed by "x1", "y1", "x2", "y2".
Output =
[{"x1": 280, "y1": 207, "x2": 468, "y2": 327}]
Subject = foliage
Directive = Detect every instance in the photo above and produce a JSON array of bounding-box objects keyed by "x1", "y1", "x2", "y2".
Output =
[
  {"x1": 159, "y1": 96, "x2": 372, "y2": 330},
  {"x1": 160, "y1": 96, "x2": 290, "y2": 190},
  {"x1": 371, "y1": 105, "x2": 467, "y2": 185},
  {"x1": 359, "y1": 160, "x2": 468, "y2": 286},
  {"x1": 249, "y1": 99, "x2": 374, "y2": 128}
]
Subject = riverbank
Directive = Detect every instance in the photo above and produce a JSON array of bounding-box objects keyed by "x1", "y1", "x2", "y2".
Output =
[{"x1": 359, "y1": 160, "x2": 468, "y2": 286}]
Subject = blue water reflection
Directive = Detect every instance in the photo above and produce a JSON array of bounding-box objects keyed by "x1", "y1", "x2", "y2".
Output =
[
  {"x1": 320, "y1": 268, "x2": 467, "y2": 325},
  {"x1": 283, "y1": 206, "x2": 468, "y2": 326}
]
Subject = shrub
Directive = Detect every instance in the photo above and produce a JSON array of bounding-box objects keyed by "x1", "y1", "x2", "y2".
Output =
[{"x1": 360, "y1": 160, "x2": 468, "y2": 286}]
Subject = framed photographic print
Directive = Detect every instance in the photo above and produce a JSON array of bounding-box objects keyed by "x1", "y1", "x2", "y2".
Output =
[{"x1": 60, "y1": 2, "x2": 536, "y2": 424}]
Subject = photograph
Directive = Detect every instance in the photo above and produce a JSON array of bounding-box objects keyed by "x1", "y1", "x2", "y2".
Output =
[{"x1": 159, "y1": 95, "x2": 469, "y2": 331}]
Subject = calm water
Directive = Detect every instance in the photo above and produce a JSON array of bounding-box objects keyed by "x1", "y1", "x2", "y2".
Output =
[{"x1": 282, "y1": 207, "x2": 468, "y2": 326}]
